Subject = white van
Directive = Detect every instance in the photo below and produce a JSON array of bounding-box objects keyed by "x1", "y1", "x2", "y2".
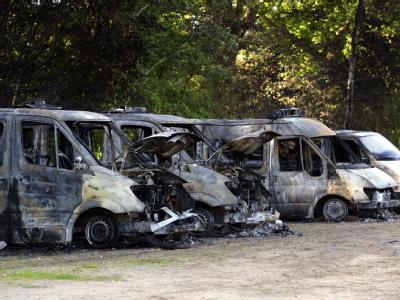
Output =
[{"x1": 335, "y1": 130, "x2": 400, "y2": 196}]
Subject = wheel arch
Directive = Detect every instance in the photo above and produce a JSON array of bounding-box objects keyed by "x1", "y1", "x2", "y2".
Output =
[
  {"x1": 193, "y1": 201, "x2": 225, "y2": 224},
  {"x1": 313, "y1": 194, "x2": 352, "y2": 218},
  {"x1": 65, "y1": 201, "x2": 122, "y2": 243}
]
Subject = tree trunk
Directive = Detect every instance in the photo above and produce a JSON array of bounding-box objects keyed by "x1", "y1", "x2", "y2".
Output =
[{"x1": 344, "y1": 0, "x2": 366, "y2": 129}]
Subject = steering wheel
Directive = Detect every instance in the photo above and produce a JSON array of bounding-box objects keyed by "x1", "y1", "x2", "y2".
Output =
[{"x1": 58, "y1": 152, "x2": 74, "y2": 170}]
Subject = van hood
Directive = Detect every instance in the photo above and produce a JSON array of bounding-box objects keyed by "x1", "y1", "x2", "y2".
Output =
[
  {"x1": 373, "y1": 160, "x2": 400, "y2": 182},
  {"x1": 338, "y1": 167, "x2": 397, "y2": 189},
  {"x1": 217, "y1": 130, "x2": 279, "y2": 155},
  {"x1": 171, "y1": 163, "x2": 239, "y2": 207},
  {"x1": 131, "y1": 132, "x2": 200, "y2": 159},
  {"x1": 82, "y1": 165, "x2": 145, "y2": 213}
]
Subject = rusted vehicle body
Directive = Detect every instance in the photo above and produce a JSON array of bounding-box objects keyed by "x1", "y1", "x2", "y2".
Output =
[
  {"x1": 0, "y1": 108, "x2": 198, "y2": 248},
  {"x1": 104, "y1": 109, "x2": 279, "y2": 233},
  {"x1": 333, "y1": 130, "x2": 400, "y2": 197},
  {"x1": 190, "y1": 117, "x2": 400, "y2": 221}
]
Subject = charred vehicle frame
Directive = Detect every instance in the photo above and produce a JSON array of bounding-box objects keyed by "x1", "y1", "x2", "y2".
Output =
[
  {"x1": 104, "y1": 108, "x2": 279, "y2": 234},
  {"x1": 187, "y1": 116, "x2": 400, "y2": 221},
  {"x1": 63, "y1": 118, "x2": 205, "y2": 236},
  {"x1": 0, "y1": 107, "x2": 199, "y2": 249}
]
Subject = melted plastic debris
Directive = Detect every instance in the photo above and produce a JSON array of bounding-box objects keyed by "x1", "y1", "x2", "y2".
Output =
[
  {"x1": 361, "y1": 209, "x2": 399, "y2": 222},
  {"x1": 225, "y1": 221, "x2": 302, "y2": 238}
]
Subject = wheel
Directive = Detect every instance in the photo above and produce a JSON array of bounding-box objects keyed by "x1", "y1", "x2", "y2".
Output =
[
  {"x1": 193, "y1": 208, "x2": 215, "y2": 236},
  {"x1": 322, "y1": 198, "x2": 348, "y2": 221},
  {"x1": 84, "y1": 215, "x2": 118, "y2": 248}
]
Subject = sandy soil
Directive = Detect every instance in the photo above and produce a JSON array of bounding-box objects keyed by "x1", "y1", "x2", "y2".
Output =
[{"x1": 1, "y1": 220, "x2": 400, "y2": 300}]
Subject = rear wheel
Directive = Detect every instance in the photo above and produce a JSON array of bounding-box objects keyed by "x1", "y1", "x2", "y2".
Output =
[
  {"x1": 193, "y1": 208, "x2": 215, "y2": 236},
  {"x1": 84, "y1": 215, "x2": 118, "y2": 248},
  {"x1": 322, "y1": 198, "x2": 348, "y2": 221}
]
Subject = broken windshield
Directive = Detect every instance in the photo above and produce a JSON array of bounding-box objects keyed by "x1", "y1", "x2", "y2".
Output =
[{"x1": 359, "y1": 134, "x2": 400, "y2": 161}]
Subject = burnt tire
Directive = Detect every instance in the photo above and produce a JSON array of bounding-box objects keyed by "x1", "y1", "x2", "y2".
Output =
[
  {"x1": 193, "y1": 208, "x2": 215, "y2": 236},
  {"x1": 84, "y1": 215, "x2": 118, "y2": 248},
  {"x1": 322, "y1": 198, "x2": 348, "y2": 222}
]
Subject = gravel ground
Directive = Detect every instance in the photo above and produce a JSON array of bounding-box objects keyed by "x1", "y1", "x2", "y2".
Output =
[{"x1": 1, "y1": 220, "x2": 400, "y2": 300}]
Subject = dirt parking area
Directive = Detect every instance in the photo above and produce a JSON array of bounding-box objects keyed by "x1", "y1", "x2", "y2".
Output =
[{"x1": 1, "y1": 220, "x2": 400, "y2": 300}]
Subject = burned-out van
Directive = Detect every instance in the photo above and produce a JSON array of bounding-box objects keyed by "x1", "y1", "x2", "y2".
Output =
[
  {"x1": 103, "y1": 108, "x2": 279, "y2": 234},
  {"x1": 0, "y1": 107, "x2": 198, "y2": 248},
  {"x1": 57, "y1": 115, "x2": 206, "y2": 235},
  {"x1": 191, "y1": 118, "x2": 400, "y2": 221}
]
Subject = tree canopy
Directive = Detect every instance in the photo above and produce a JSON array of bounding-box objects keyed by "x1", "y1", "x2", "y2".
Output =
[{"x1": 1, "y1": 0, "x2": 400, "y2": 143}]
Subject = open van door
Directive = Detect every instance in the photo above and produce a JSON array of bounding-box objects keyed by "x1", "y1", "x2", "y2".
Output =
[{"x1": 270, "y1": 136, "x2": 328, "y2": 218}]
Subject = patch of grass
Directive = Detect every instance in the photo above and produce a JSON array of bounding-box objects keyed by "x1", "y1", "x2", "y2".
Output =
[
  {"x1": 121, "y1": 258, "x2": 178, "y2": 267},
  {"x1": 72, "y1": 262, "x2": 99, "y2": 272},
  {"x1": 0, "y1": 270, "x2": 121, "y2": 282}
]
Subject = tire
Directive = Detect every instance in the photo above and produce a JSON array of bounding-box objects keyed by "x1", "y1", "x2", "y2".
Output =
[
  {"x1": 322, "y1": 198, "x2": 349, "y2": 221},
  {"x1": 193, "y1": 208, "x2": 215, "y2": 236},
  {"x1": 84, "y1": 215, "x2": 118, "y2": 248}
]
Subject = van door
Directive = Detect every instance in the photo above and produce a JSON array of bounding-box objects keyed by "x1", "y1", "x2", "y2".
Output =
[
  {"x1": 0, "y1": 118, "x2": 10, "y2": 242},
  {"x1": 270, "y1": 136, "x2": 327, "y2": 218},
  {"x1": 11, "y1": 118, "x2": 83, "y2": 244}
]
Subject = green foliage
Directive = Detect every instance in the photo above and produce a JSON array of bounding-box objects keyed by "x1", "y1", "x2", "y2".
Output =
[{"x1": 1, "y1": 0, "x2": 400, "y2": 142}]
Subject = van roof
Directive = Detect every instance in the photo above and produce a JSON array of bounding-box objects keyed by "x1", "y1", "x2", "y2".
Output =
[
  {"x1": 195, "y1": 117, "x2": 335, "y2": 140},
  {"x1": 106, "y1": 113, "x2": 334, "y2": 138},
  {"x1": 0, "y1": 108, "x2": 110, "y2": 122},
  {"x1": 335, "y1": 130, "x2": 377, "y2": 137},
  {"x1": 105, "y1": 112, "x2": 188, "y2": 123}
]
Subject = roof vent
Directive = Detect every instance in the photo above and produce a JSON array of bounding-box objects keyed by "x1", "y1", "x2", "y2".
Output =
[
  {"x1": 104, "y1": 106, "x2": 148, "y2": 114},
  {"x1": 20, "y1": 100, "x2": 62, "y2": 110},
  {"x1": 269, "y1": 107, "x2": 303, "y2": 120}
]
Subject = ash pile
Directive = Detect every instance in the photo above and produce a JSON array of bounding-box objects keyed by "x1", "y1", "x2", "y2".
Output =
[
  {"x1": 226, "y1": 220, "x2": 301, "y2": 238},
  {"x1": 361, "y1": 209, "x2": 399, "y2": 222}
]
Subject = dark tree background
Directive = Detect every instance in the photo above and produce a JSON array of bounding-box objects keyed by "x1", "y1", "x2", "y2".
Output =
[{"x1": 1, "y1": 0, "x2": 400, "y2": 143}]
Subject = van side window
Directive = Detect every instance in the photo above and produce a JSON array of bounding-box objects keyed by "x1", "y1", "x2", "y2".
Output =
[
  {"x1": 121, "y1": 125, "x2": 155, "y2": 163},
  {"x1": 56, "y1": 129, "x2": 76, "y2": 170},
  {"x1": 339, "y1": 139, "x2": 369, "y2": 164},
  {"x1": 332, "y1": 137, "x2": 368, "y2": 164},
  {"x1": 121, "y1": 126, "x2": 152, "y2": 142},
  {"x1": 22, "y1": 122, "x2": 75, "y2": 170},
  {"x1": 22, "y1": 123, "x2": 56, "y2": 167},
  {"x1": 278, "y1": 139, "x2": 302, "y2": 171},
  {"x1": 84, "y1": 126, "x2": 112, "y2": 165},
  {"x1": 302, "y1": 141, "x2": 323, "y2": 176}
]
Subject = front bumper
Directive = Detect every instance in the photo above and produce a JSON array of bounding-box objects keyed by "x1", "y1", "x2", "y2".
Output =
[
  {"x1": 150, "y1": 208, "x2": 203, "y2": 235},
  {"x1": 356, "y1": 199, "x2": 400, "y2": 210},
  {"x1": 119, "y1": 207, "x2": 203, "y2": 236}
]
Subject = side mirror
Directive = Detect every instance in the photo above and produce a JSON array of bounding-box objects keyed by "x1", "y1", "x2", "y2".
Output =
[
  {"x1": 74, "y1": 156, "x2": 89, "y2": 173},
  {"x1": 74, "y1": 156, "x2": 83, "y2": 164}
]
